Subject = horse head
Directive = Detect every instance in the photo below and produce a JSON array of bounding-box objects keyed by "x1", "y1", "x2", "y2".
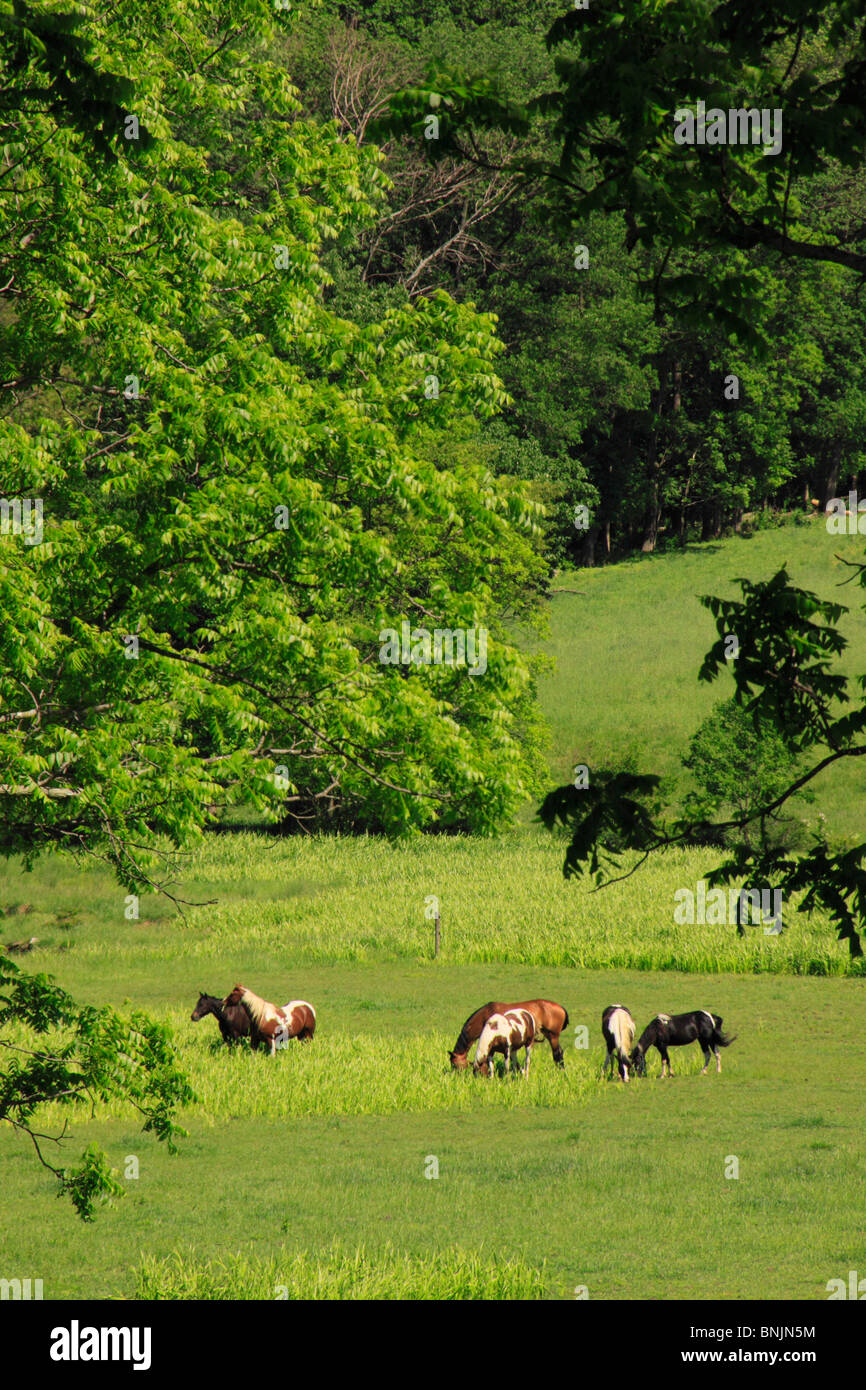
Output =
[
  {"x1": 449, "y1": 1050, "x2": 469, "y2": 1071},
  {"x1": 191, "y1": 992, "x2": 213, "y2": 1021},
  {"x1": 630, "y1": 1046, "x2": 647, "y2": 1077}
]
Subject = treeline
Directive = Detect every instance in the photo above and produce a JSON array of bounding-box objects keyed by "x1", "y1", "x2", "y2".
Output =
[{"x1": 284, "y1": 1, "x2": 866, "y2": 564}]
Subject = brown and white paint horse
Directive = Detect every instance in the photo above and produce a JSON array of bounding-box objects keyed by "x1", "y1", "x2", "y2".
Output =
[
  {"x1": 223, "y1": 984, "x2": 316, "y2": 1056},
  {"x1": 449, "y1": 999, "x2": 569, "y2": 1071},
  {"x1": 602, "y1": 1004, "x2": 635, "y2": 1082},
  {"x1": 473, "y1": 1008, "x2": 540, "y2": 1078}
]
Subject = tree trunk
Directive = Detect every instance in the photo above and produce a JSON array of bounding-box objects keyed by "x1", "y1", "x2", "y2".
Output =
[
  {"x1": 700, "y1": 503, "x2": 714, "y2": 541},
  {"x1": 576, "y1": 523, "x2": 600, "y2": 567},
  {"x1": 822, "y1": 441, "x2": 843, "y2": 508},
  {"x1": 641, "y1": 490, "x2": 660, "y2": 552}
]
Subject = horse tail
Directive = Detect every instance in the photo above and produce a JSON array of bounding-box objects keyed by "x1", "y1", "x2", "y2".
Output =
[
  {"x1": 711, "y1": 1015, "x2": 735, "y2": 1047},
  {"x1": 611, "y1": 1007, "x2": 634, "y2": 1058},
  {"x1": 560, "y1": 1005, "x2": 569, "y2": 1032}
]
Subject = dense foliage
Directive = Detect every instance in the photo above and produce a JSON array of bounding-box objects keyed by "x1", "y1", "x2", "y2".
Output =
[{"x1": 1, "y1": 0, "x2": 549, "y2": 893}]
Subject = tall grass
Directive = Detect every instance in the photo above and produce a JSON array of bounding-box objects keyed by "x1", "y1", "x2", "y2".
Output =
[
  {"x1": 7, "y1": 830, "x2": 861, "y2": 975},
  {"x1": 18, "y1": 1024, "x2": 599, "y2": 1125},
  {"x1": 134, "y1": 1240, "x2": 547, "y2": 1300}
]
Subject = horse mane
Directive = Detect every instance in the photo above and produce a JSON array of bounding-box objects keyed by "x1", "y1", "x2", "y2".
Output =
[
  {"x1": 453, "y1": 1001, "x2": 497, "y2": 1056},
  {"x1": 238, "y1": 986, "x2": 270, "y2": 1025}
]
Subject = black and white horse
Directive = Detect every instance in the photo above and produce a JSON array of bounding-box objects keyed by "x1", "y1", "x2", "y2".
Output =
[
  {"x1": 631, "y1": 1010, "x2": 735, "y2": 1077},
  {"x1": 602, "y1": 1004, "x2": 636, "y2": 1082}
]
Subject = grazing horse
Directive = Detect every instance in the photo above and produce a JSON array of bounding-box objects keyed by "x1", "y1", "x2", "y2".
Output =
[
  {"x1": 602, "y1": 1004, "x2": 636, "y2": 1082},
  {"x1": 449, "y1": 999, "x2": 569, "y2": 1071},
  {"x1": 190, "y1": 991, "x2": 252, "y2": 1046},
  {"x1": 473, "y1": 1009, "x2": 540, "y2": 1078},
  {"x1": 223, "y1": 984, "x2": 316, "y2": 1056},
  {"x1": 631, "y1": 1010, "x2": 735, "y2": 1078}
]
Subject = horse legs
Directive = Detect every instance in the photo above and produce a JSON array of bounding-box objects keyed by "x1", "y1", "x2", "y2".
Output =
[
  {"x1": 714, "y1": 1044, "x2": 722, "y2": 1074},
  {"x1": 545, "y1": 1029, "x2": 565, "y2": 1068},
  {"x1": 700, "y1": 1045, "x2": 711, "y2": 1074},
  {"x1": 603, "y1": 1047, "x2": 612, "y2": 1079},
  {"x1": 523, "y1": 1042, "x2": 532, "y2": 1079},
  {"x1": 660, "y1": 1047, "x2": 671, "y2": 1077}
]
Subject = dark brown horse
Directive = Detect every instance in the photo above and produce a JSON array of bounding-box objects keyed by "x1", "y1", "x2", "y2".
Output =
[
  {"x1": 449, "y1": 999, "x2": 568, "y2": 1070},
  {"x1": 190, "y1": 992, "x2": 252, "y2": 1046},
  {"x1": 224, "y1": 984, "x2": 316, "y2": 1056}
]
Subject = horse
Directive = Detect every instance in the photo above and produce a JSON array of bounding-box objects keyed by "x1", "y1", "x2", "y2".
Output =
[
  {"x1": 473, "y1": 1009, "x2": 540, "y2": 1078},
  {"x1": 190, "y1": 991, "x2": 252, "y2": 1046},
  {"x1": 631, "y1": 1010, "x2": 735, "y2": 1077},
  {"x1": 602, "y1": 1004, "x2": 635, "y2": 1082},
  {"x1": 449, "y1": 999, "x2": 569, "y2": 1071},
  {"x1": 223, "y1": 984, "x2": 316, "y2": 1056}
]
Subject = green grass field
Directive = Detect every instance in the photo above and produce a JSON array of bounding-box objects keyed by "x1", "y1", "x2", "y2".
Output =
[{"x1": 3, "y1": 521, "x2": 866, "y2": 1300}]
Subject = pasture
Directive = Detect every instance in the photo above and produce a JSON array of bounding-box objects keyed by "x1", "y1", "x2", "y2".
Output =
[
  {"x1": 3, "y1": 523, "x2": 866, "y2": 1300},
  {"x1": 0, "y1": 945, "x2": 863, "y2": 1300},
  {"x1": 1, "y1": 831, "x2": 865, "y2": 1300}
]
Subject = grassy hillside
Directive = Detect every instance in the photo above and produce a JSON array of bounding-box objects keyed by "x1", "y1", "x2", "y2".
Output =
[{"x1": 538, "y1": 517, "x2": 866, "y2": 842}]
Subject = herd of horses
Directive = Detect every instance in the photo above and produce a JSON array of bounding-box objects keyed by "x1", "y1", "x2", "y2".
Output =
[{"x1": 192, "y1": 986, "x2": 734, "y2": 1079}]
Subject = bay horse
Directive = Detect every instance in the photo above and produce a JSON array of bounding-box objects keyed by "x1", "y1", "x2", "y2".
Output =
[
  {"x1": 631, "y1": 1010, "x2": 735, "y2": 1077},
  {"x1": 473, "y1": 1008, "x2": 540, "y2": 1078},
  {"x1": 449, "y1": 999, "x2": 568, "y2": 1071},
  {"x1": 191, "y1": 991, "x2": 252, "y2": 1046},
  {"x1": 602, "y1": 1004, "x2": 635, "y2": 1082},
  {"x1": 223, "y1": 984, "x2": 316, "y2": 1056}
]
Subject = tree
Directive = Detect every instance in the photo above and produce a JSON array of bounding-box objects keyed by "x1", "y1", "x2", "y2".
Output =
[
  {"x1": 0, "y1": 955, "x2": 192, "y2": 1218},
  {"x1": 682, "y1": 697, "x2": 809, "y2": 848},
  {"x1": 378, "y1": 0, "x2": 866, "y2": 343},
  {"x1": 1, "y1": 0, "x2": 549, "y2": 894}
]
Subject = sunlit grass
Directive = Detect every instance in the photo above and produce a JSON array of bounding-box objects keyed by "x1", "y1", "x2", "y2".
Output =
[
  {"x1": 133, "y1": 1239, "x2": 547, "y2": 1300},
  {"x1": 17, "y1": 1020, "x2": 597, "y2": 1126},
  {"x1": 5, "y1": 830, "x2": 860, "y2": 975}
]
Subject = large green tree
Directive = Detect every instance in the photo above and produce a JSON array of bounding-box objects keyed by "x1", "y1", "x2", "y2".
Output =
[{"x1": 1, "y1": 0, "x2": 550, "y2": 895}]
